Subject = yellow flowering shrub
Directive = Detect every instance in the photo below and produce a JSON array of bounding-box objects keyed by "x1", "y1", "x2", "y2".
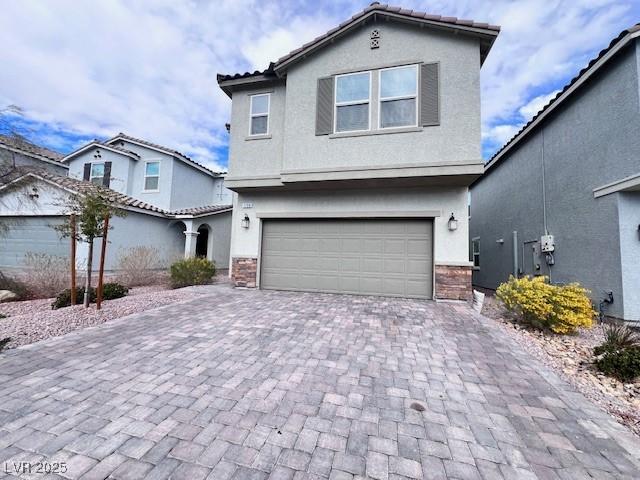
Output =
[{"x1": 496, "y1": 276, "x2": 595, "y2": 334}]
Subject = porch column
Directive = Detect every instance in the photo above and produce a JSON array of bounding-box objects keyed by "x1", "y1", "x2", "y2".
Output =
[{"x1": 183, "y1": 219, "x2": 198, "y2": 258}]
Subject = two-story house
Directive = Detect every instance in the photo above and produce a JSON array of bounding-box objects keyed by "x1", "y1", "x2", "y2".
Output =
[
  {"x1": 0, "y1": 133, "x2": 233, "y2": 273},
  {"x1": 470, "y1": 24, "x2": 640, "y2": 323},
  {"x1": 218, "y1": 3, "x2": 499, "y2": 300}
]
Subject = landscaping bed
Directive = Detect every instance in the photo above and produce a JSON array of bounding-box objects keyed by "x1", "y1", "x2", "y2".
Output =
[
  {"x1": 0, "y1": 285, "x2": 201, "y2": 350},
  {"x1": 482, "y1": 293, "x2": 640, "y2": 437}
]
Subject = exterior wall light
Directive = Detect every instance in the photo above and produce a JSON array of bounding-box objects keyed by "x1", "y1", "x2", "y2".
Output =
[
  {"x1": 241, "y1": 214, "x2": 250, "y2": 229},
  {"x1": 447, "y1": 213, "x2": 458, "y2": 231}
]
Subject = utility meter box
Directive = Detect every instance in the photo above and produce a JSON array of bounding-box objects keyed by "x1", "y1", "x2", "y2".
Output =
[{"x1": 541, "y1": 234, "x2": 555, "y2": 252}]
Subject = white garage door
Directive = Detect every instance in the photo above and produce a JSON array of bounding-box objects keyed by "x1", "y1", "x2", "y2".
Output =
[
  {"x1": 261, "y1": 218, "x2": 433, "y2": 299},
  {"x1": 0, "y1": 216, "x2": 68, "y2": 268}
]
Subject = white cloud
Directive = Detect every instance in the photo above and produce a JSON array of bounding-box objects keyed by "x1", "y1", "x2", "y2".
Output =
[
  {"x1": 0, "y1": 0, "x2": 637, "y2": 167},
  {"x1": 519, "y1": 90, "x2": 561, "y2": 120}
]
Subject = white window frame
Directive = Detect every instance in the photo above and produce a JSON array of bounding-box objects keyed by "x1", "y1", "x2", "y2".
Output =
[
  {"x1": 143, "y1": 160, "x2": 161, "y2": 193},
  {"x1": 248, "y1": 93, "x2": 270, "y2": 136},
  {"x1": 334, "y1": 70, "x2": 372, "y2": 133},
  {"x1": 471, "y1": 237, "x2": 480, "y2": 269},
  {"x1": 89, "y1": 162, "x2": 105, "y2": 185},
  {"x1": 378, "y1": 64, "x2": 419, "y2": 130}
]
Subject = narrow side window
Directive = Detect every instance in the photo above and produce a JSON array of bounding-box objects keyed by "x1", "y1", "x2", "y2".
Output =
[
  {"x1": 471, "y1": 238, "x2": 480, "y2": 268},
  {"x1": 144, "y1": 161, "x2": 160, "y2": 191},
  {"x1": 249, "y1": 93, "x2": 270, "y2": 135}
]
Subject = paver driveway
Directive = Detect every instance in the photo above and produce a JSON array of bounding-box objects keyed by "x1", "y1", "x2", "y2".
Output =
[{"x1": 1, "y1": 285, "x2": 638, "y2": 480}]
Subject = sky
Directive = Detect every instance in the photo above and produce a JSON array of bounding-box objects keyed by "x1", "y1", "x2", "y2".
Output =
[{"x1": 1, "y1": 0, "x2": 639, "y2": 172}]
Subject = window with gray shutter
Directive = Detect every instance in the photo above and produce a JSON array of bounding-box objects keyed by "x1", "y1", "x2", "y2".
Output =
[
  {"x1": 420, "y1": 63, "x2": 440, "y2": 126},
  {"x1": 315, "y1": 77, "x2": 334, "y2": 135},
  {"x1": 103, "y1": 162, "x2": 112, "y2": 188}
]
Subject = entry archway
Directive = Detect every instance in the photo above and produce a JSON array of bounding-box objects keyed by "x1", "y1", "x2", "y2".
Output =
[{"x1": 196, "y1": 224, "x2": 210, "y2": 258}]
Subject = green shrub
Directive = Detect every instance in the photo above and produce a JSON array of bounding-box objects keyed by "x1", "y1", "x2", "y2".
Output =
[
  {"x1": 496, "y1": 275, "x2": 595, "y2": 334},
  {"x1": 595, "y1": 347, "x2": 640, "y2": 382},
  {"x1": 0, "y1": 313, "x2": 7, "y2": 319},
  {"x1": 51, "y1": 282, "x2": 128, "y2": 309},
  {"x1": 595, "y1": 323, "x2": 640, "y2": 355},
  {"x1": 170, "y1": 257, "x2": 216, "y2": 288},
  {"x1": 102, "y1": 282, "x2": 129, "y2": 300},
  {"x1": 0, "y1": 337, "x2": 10, "y2": 352},
  {"x1": 52, "y1": 287, "x2": 96, "y2": 309}
]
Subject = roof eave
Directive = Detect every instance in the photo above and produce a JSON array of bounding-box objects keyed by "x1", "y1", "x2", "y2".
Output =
[
  {"x1": 0, "y1": 143, "x2": 68, "y2": 168},
  {"x1": 62, "y1": 142, "x2": 139, "y2": 163},
  {"x1": 273, "y1": 10, "x2": 499, "y2": 74},
  {"x1": 483, "y1": 29, "x2": 640, "y2": 177}
]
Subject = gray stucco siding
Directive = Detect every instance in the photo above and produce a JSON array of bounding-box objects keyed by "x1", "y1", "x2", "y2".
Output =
[
  {"x1": 281, "y1": 21, "x2": 482, "y2": 174},
  {"x1": 470, "y1": 43, "x2": 640, "y2": 321},
  {"x1": 68, "y1": 149, "x2": 134, "y2": 194},
  {"x1": 226, "y1": 21, "x2": 482, "y2": 181},
  {"x1": 618, "y1": 192, "x2": 640, "y2": 322},
  {"x1": 195, "y1": 211, "x2": 232, "y2": 269},
  {"x1": 228, "y1": 84, "x2": 287, "y2": 179},
  {"x1": 90, "y1": 212, "x2": 184, "y2": 271}
]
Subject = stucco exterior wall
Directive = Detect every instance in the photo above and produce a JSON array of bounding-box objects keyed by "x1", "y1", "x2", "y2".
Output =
[
  {"x1": 227, "y1": 21, "x2": 482, "y2": 180},
  {"x1": 230, "y1": 187, "x2": 470, "y2": 273},
  {"x1": 193, "y1": 211, "x2": 232, "y2": 269},
  {"x1": 170, "y1": 160, "x2": 216, "y2": 210},
  {"x1": 618, "y1": 192, "x2": 640, "y2": 322},
  {"x1": 470, "y1": 44, "x2": 640, "y2": 320},
  {"x1": 90, "y1": 212, "x2": 184, "y2": 271},
  {"x1": 228, "y1": 84, "x2": 286, "y2": 178},
  {"x1": 68, "y1": 149, "x2": 134, "y2": 195},
  {"x1": 282, "y1": 21, "x2": 481, "y2": 173}
]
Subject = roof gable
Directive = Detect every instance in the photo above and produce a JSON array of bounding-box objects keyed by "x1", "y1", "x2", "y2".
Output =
[
  {"x1": 217, "y1": 2, "x2": 499, "y2": 94},
  {"x1": 483, "y1": 24, "x2": 640, "y2": 177},
  {"x1": 62, "y1": 141, "x2": 139, "y2": 163}
]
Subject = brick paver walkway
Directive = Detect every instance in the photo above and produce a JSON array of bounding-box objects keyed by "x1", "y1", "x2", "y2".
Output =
[{"x1": 0, "y1": 285, "x2": 638, "y2": 479}]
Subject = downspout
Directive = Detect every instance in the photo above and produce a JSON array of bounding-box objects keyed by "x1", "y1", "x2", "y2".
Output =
[
  {"x1": 541, "y1": 130, "x2": 553, "y2": 282},
  {"x1": 512, "y1": 230, "x2": 518, "y2": 277}
]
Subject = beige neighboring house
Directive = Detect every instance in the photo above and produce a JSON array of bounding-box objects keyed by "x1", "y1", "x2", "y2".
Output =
[{"x1": 217, "y1": 3, "x2": 499, "y2": 300}]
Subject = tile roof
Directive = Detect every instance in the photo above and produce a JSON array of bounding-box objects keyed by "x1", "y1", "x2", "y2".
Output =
[
  {"x1": 107, "y1": 133, "x2": 223, "y2": 176},
  {"x1": 275, "y1": 2, "x2": 499, "y2": 66},
  {"x1": 217, "y1": 2, "x2": 499, "y2": 86},
  {"x1": 0, "y1": 167, "x2": 231, "y2": 218},
  {"x1": 0, "y1": 134, "x2": 65, "y2": 163},
  {"x1": 62, "y1": 140, "x2": 140, "y2": 161},
  {"x1": 484, "y1": 23, "x2": 640, "y2": 175}
]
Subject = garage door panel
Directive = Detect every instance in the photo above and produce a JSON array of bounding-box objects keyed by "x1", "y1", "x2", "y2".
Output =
[
  {"x1": 0, "y1": 217, "x2": 68, "y2": 268},
  {"x1": 261, "y1": 219, "x2": 433, "y2": 299}
]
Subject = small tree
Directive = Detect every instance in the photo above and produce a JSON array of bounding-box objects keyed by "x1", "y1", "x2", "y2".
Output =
[{"x1": 55, "y1": 190, "x2": 126, "y2": 307}]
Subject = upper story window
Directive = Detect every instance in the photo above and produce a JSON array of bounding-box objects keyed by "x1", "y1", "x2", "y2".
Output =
[
  {"x1": 89, "y1": 163, "x2": 105, "y2": 185},
  {"x1": 379, "y1": 65, "x2": 418, "y2": 129},
  {"x1": 334, "y1": 71, "x2": 371, "y2": 133},
  {"x1": 249, "y1": 93, "x2": 270, "y2": 135},
  {"x1": 144, "y1": 161, "x2": 160, "y2": 191}
]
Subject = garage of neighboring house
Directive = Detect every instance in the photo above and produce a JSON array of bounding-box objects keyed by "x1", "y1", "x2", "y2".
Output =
[
  {"x1": 0, "y1": 216, "x2": 68, "y2": 269},
  {"x1": 260, "y1": 218, "x2": 433, "y2": 299}
]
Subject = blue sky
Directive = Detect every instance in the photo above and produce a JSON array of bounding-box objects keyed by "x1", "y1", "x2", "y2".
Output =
[{"x1": 1, "y1": 0, "x2": 639, "y2": 171}]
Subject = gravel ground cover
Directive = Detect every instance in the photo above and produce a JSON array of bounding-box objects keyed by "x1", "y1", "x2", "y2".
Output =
[
  {"x1": 482, "y1": 293, "x2": 640, "y2": 437},
  {"x1": 0, "y1": 285, "x2": 203, "y2": 350}
]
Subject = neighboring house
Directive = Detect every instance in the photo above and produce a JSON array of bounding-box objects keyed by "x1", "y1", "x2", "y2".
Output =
[
  {"x1": 470, "y1": 24, "x2": 640, "y2": 323},
  {"x1": 0, "y1": 134, "x2": 68, "y2": 175},
  {"x1": 0, "y1": 133, "x2": 233, "y2": 273},
  {"x1": 217, "y1": 3, "x2": 499, "y2": 300}
]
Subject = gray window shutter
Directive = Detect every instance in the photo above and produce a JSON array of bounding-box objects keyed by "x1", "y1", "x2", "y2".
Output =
[
  {"x1": 83, "y1": 163, "x2": 91, "y2": 181},
  {"x1": 420, "y1": 63, "x2": 440, "y2": 126},
  {"x1": 102, "y1": 162, "x2": 112, "y2": 187},
  {"x1": 315, "y1": 77, "x2": 334, "y2": 135}
]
